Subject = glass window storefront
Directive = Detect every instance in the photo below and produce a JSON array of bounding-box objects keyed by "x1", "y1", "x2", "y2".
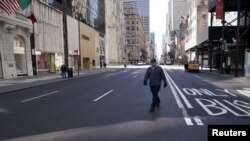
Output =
[
  {"x1": 14, "y1": 36, "x2": 27, "y2": 75},
  {"x1": 36, "y1": 53, "x2": 51, "y2": 73},
  {"x1": 71, "y1": 0, "x2": 105, "y2": 34}
]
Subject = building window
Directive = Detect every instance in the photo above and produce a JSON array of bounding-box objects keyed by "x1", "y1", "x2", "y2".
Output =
[
  {"x1": 127, "y1": 21, "x2": 129, "y2": 24},
  {"x1": 127, "y1": 26, "x2": 130, "y2": 30},
  {"x1": 137, "y1": 21, "x2": 138, "y2": 24},
  {"x1": 132, "y1": 21, "x2": 134, "y2": 24},
  {"x1": 14, "y1": 36, "x2": 27, "y2": 75},
  {"x1": 137, "y1": 27, "x2": 139, "y2": 30},
  {"x1": 131, "y1": 26, "x2": 135, "y2": 31}
]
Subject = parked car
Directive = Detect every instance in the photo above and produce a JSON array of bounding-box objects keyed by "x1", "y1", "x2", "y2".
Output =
[{"x1": 187, "y1": 61, "x2": 200, "y2": 72}]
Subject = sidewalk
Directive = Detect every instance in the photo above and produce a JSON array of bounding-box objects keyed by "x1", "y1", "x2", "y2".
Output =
[
  {"x1": 0, "y1": 68, "x2": 117, "y2": 95},
  {"x1": 201, "y1": 67, "x2": 250, "y2": 84}
]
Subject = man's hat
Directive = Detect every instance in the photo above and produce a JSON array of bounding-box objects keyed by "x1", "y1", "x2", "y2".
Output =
[{"x1": 150, "y1": 58, "x2": 156, "y2": 62}]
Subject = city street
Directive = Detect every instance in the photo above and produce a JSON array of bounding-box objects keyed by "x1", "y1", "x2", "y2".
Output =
[{"x1": 0, "y1": 66, "x2": 249, "y2": 141}]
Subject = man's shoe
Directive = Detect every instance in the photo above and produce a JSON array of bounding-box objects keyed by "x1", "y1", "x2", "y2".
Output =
[
  {"x1": 149, "y1": 107, "x2": 154, "y2": 113},
  {"x1": 156, "y1": 103, "x2": 160, "y2": 107}
]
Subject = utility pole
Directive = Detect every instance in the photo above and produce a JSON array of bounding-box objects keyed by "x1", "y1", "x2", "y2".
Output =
[
  {"x1": 31, "y1": 24, "x2": 37, "y2": 75},
  {"x1": 235, "y1": 0, "x2": 241, "y2": 77},
  {"x1": 62, "y1": 1, "x2": 69, "y2": 67},
  {"x1": 220, "y1": 1, "x2": 225, "y2": 74}
]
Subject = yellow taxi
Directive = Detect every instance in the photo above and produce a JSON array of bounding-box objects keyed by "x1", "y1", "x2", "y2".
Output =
[{"x1": 187, "y1": 61, "x2": 200, "y2": 72}]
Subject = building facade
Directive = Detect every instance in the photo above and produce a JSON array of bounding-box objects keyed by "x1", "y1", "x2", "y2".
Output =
[
  {"x1": 33, "y1": 0, "x2": 64, "y2": 73},
  {"x1": 105, "y1": 0, "x2": 126, "y2": 66},
  {"x1": 185, "y1": 0, "x2": 208, "y2": 63},
  {"x1": 0, "y1": 9, "x2": 33, "y2": 79},
  {"x1": 149, "y1": 32, "x2": 156, "y2": 59},
  {"x1": 47, "y1": 0, "x2": 106, "y2": 69},
  {"x1": 66, "y1": 15, "x2": 79, "y2": 70},
  {"x1": 168, "y1": 0, "x2": 191, "y2": 63},
  {"x1": 124, "y1": 2, "x2": 147, "y2": 64},
  {"x1": 79, "y1": 23, "x2": 97, "y2": 69},
  {"x1": 123, "y1": 0, "x2": 150, "y2": 41},
  {"x1": 168, "y1": 0, "x2": 191, "y2": 31}
]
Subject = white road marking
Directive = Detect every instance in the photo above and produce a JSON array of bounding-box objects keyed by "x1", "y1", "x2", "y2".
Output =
[
  {"x1": 163, "y1": 70, "x2": 183, "y2": 108},
  {"x1": 194, "y1": 75, "x2": 201, "y2": 79},
  {"x1": 103, "y1": 76, "x2": 110, "y2": 79},
  {"x1": 216, "y1": 89, "x2": 237, "y2": 97},
  {"x1": 237, "y1": 88, "x2": 250, "y2": 98},
  {"x1": 0, "y1": 107, "x2": 9, "y2": 114},
  {"x1": 122, "y1": 70, "x2": 128, "y2": 73},
  {"x1": 94, "y1": 90, "x2": 114, "y2": 102},
  {"x1": 103, "y1": 73, "x2": 117, "y2": 78},
  {"x1": 213, "y1": 99, "x2": 250, "y2": 116},
  {"x1": 165, "y1": 71, "x2": 193, "y2": 108},
  {"x1": 163, "y1": 70, "x2": 195, "y2": 126},
  {"x1": 194, "y1": 116, "x2": 204, "y2": 126},
  {"x1": 184, "y1": 118, "x2": 193, "y2": 126},
  {"x1": 0, "y1": 84, "x2": 12, "y2": 87},
  {"x1": 21, "y1": 91, "x2": 59, "y2": 103},
  {"x1": 133, "y1": 75, "x2": 138, "y2": 78}
]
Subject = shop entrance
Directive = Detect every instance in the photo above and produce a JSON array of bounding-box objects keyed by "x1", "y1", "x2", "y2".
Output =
[
  {"x1": 14, "y1": 36, "x2": 27, "y2": 76},
  {"x1": 82, "y1": 58, "x2": 90, "y2": 69}
]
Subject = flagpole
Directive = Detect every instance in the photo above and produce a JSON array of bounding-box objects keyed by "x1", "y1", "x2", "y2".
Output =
[
  {"x1": 30, "y1": 0, "x2": 37, "y2": 75},
  {"x1": 31, "y1": 21, "x2": 37, "y2": 75}
]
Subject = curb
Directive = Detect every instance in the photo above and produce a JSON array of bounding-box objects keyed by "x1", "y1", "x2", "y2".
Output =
[{"x1": 201, "y1": 70, "x2": 234, "y2": 78}]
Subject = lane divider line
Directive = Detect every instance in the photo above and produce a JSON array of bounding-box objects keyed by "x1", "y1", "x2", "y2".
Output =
[
  {"x1": 165, "y1": 70, "x2": 193, "y2": 108},
  {"x1": 163, "y1": 70, "x2": 193, "y2": 126},
  {"x1": 94, "y1": 90, "x2": 114, "y2": 102},
  {"x1": 184, "y1": 118, "x2": 194, "y2": 126},
  {"x1": 194, "y1": 75, "x2": 201, "y2": 79},
  {"x1": 21, "y1": 91, "x2": 59, "y2": 103},
  {"x1": 194, "y1": 116, "x2": 204, "y2": 126},
  {"x1": 163, "y1": 70, "x2": 183, "y2": 108}
]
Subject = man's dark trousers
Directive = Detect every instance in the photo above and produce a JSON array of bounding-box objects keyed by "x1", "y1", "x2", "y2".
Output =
[{"x1": 150, "y1": 85, "x2": 161, "y2": 108}]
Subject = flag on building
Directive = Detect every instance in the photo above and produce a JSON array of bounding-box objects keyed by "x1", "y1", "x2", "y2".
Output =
[
  {"x1": 18, "y1": 0, "x2": 37, "y2": 23},
  {"x1": 0, "y1": 0, "x2": 19, "y2": 15},
  {"x1": 216, "y1": 0, "x2": 224, "y2": 19},
  {"x1": 180, "y1": 16, "x2": 188, "y2": 25},
  {"x1": 180, "y1": 33, "x2": 188, "y2": 46}
]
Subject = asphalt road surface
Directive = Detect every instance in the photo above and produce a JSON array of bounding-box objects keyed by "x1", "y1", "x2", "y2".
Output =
[{"x1": 0, "y1": 66, "x2": 249, "y2": 141}]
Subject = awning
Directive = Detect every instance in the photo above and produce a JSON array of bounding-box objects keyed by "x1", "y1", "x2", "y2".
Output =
[{"x1": 209, "y1": 26, "x2": 250, "y2": 41}]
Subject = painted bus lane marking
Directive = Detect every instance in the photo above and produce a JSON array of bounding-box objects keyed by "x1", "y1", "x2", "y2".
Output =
[
  {"x1": 181, "y1": 88, "x2": 250, "y2": 117},
  {"x1": 164, "y1": 70, "x2": 202, "y2": 126}
]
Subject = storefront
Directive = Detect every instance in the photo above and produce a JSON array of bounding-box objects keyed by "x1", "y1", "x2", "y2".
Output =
[
  {"x1": 68, "y1": 50, "x2": 79, "y2": 71},
  {"x1": 67, "y1": 16, "x2": 80, "y2": 71},
  {"x1": 0, "y1": 9, "x2": 33, "y2": 79},
  {"x1": 80, "y1": 22, "x2": 97, "y2": 69},
  {"x1": 96, "y1": 33, "x2": 105, "y2": 68},
  {"x1": 14, "y1": 36, "x2": 28, "y2": 75},
  {"x1": 34, "y1": 0, "x2": 64, "y2": 74}
]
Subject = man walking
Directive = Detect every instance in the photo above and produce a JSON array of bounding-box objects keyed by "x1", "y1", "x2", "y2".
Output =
[{"x1": 144, "y1": 58, "x2": 167, "y2": 112}]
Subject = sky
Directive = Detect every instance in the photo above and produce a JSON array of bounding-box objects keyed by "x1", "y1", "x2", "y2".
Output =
[{"x1": 150, "y1": 0, "x2": 169, "y2": 59}]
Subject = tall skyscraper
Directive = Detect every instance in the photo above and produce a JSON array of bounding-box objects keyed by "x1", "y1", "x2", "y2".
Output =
[
  {"x1": 123, "y1": 0, "x2": 150, "y2": 41},
  {"x1": 168, "y1": 0, "x2": 190, "y2": 31},
  {"x1": 167, "y1": 0, "x2": 190, "y2": 62}
]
